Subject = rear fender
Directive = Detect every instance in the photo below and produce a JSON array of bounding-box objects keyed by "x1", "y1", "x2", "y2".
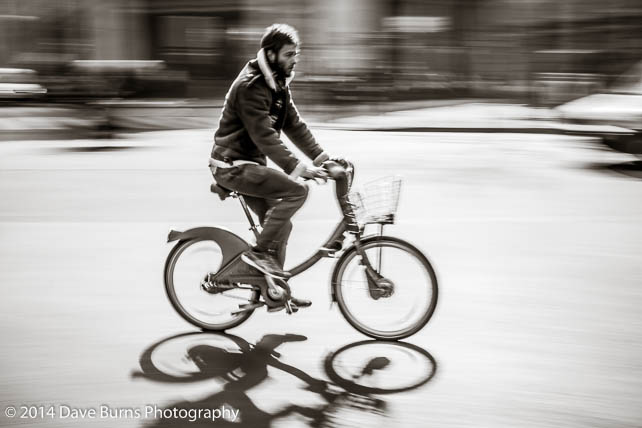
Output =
[{"x1": 167, "y1": 226, "x2": 250, "y2": 267}]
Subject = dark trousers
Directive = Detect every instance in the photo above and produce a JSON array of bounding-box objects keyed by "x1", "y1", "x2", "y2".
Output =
[{"x1": 213, "y1": 164, "x2": 309, "y2": 267}]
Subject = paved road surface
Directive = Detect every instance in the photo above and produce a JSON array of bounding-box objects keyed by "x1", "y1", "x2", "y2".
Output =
[{"x1": 1, "y1": 129, "x2": 641, "y2": 427}]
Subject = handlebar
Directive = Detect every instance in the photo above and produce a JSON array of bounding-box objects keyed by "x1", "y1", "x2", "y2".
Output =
[
  {"x1": 322, "y1": 160, "x2": 345, "y2": 180},
  {"x1": 323, "y1": 158, "x2": 354, "y2": 190},
  {"x1": 301, "y1": 159, "x2": 352, "y2": 185},
  {"x1": 324, "y1": 158, "x2": 358, "y2": 233}
]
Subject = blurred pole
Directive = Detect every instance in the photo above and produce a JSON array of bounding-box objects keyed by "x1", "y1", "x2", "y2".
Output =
[
  {"x1": 560, "y1": 1, "x2": 574, "y2": 74},
  {"x1": 390, "y1": 0, "x2": 401, "y2": 77},
  {"x1": 89, "y1": 0, "x2": 149, "y2": 60},
  {"x1": 452, "y1": 0, "x2": 476, "y2": 95}
]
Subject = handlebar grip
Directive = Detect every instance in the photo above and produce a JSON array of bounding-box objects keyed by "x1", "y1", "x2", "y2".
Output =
[{"x1": 322, "y1": 160, "x2": 346, "y2": 180}]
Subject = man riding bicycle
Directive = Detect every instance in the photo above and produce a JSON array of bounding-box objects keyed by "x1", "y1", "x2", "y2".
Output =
[{"x1": 210, "y1": 24, "x2": 331, "y2": 304}]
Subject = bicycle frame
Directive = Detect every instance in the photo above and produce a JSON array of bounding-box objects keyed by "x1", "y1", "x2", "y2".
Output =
[
  {"x1": 236, "y1": 191, "x2": 350, "y2": 277},
  {"x1": 232, "y1": 158, "x2": 384, "y2": 278},
  {"x1": 207, "y1": 160, "x2": 386, "y2": 303}
]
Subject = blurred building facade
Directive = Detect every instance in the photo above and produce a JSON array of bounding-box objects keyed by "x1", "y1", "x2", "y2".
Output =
[{"x1": 1, "y1": 0, "x2": 641, "y2": 104}]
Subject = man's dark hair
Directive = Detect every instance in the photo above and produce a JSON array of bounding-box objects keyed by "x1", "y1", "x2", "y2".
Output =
[{"x1": 260, "y1": 24, "x2": 299, "y2": 54}]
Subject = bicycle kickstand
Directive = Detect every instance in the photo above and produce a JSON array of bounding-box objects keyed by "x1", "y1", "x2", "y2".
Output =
[{"x1": 232, "y1": 301, "x2": 265, "y2": 315}]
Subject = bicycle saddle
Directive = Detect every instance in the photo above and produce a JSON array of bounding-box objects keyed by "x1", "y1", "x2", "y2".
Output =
[{"x1": 210, "y1": 182, "x2": 232, "y2": 200}]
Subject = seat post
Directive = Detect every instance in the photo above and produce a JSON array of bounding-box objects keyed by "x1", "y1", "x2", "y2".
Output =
[{"x1": 234, "y1": 193, "x2": 260, "y2": 240}]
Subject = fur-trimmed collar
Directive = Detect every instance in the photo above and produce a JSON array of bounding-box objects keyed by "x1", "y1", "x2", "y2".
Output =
[{"x1": 256, "y1": 48, "x2": 295, "y2": 91}]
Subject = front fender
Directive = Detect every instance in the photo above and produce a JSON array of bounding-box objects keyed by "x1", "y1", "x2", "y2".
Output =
[{"x1": 167, "y1": 226, "x2": 250, "y2": 267}]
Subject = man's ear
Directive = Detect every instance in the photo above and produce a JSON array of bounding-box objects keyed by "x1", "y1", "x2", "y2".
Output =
[{"x1": 266, "y1": 49, "x2": 276, "y2": 63}]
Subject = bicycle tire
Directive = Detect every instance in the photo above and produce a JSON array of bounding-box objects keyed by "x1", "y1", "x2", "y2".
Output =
[
  {"x1": 332, "y1": 236, "x2": 438, "y2": 340},
  {"x1": 165, "y1": 237, "x2": 260, "y2": 331}
]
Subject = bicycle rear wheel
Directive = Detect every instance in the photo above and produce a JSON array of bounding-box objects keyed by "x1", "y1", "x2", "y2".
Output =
[
  {"x1": 332, "y1": 236, "x2": 438, "y2": 340},
  {"x1": 165, "y1": 237, "x2": 259, "y2": 331}
]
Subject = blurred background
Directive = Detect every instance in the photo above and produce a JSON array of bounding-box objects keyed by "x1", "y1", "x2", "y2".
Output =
[
  {"x1": 2, "y1": 3, "x2": 642, "y2": 428},
  {"x1": 1, "y1": 0, "x2": 641, "y2": 106}
]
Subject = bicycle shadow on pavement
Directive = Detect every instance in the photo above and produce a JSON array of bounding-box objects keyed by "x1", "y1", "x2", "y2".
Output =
[{"x1": 133, "y1": 332, "x2": 437, "y2": 427}]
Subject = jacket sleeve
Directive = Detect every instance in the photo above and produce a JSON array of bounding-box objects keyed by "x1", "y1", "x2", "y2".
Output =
[
  {"x1": 236, "y1": 82, "x2": 301, "y2": 174},
  {"x1": 283, "y1": 93, "x2": 327, "y2": 164}
]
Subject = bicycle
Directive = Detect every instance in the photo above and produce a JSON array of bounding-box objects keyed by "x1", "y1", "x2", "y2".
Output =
[{"x1": 164, "y1": 160, "x2": 438, "y2": 340}]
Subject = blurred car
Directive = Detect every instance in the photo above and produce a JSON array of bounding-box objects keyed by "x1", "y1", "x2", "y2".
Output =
[
  {"x1": 555, "y1": 61, "x2": 642, "y2": 154},
  {"x1": 0, "y1": 68, "x2": 47, "y2": 99}
]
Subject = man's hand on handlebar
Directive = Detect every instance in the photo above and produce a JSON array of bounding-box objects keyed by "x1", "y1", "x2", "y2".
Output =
[
  {"x1": 300, "y1": 165, "x2": 329, "y2": 184},
  {"x1": 329, "y1": 156, "x2": 349, "y2": 165}
]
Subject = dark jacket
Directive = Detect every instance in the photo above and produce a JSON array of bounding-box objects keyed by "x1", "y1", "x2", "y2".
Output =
[{"x1": 212, "y1": 56, "x2": 323, "y2": 175}]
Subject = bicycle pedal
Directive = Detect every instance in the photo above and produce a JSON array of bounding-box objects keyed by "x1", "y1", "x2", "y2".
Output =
[
  {"x1": 267, "y1": 305, "x2": 285, "y2": 313},
  {"x1": 285, "y1": 301, "x2": 299, "y2": 314}
]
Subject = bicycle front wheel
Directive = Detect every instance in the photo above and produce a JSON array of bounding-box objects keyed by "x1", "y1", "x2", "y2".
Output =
[
  {"x1": 332, "y1": 236, "x2": 438, "y2": 340},
  {"x1": 165, "y1": 237, "x2": 259, "y2": 331}
]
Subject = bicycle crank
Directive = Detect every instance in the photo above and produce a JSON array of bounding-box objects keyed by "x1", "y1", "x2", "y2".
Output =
[
  {"x1": 265, "y1": 275, "x2": 288, "y2": 300},
  {"x1": 263, "y1": 276, "x2": 301, "y2": 314}
]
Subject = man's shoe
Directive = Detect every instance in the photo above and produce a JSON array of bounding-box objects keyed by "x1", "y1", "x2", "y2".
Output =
[
  {"x1": 241, "y1": 248, "x2": 291, "y2": 279},
  {"x1": 290, "y1": 296, "x2": 312, "y2": 308}
]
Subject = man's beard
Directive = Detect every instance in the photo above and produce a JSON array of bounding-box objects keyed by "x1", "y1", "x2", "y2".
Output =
[{"x1": 270, "y1": 59, "x2": 291, "y2": 79}]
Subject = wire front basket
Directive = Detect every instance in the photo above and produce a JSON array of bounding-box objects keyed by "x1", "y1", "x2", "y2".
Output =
[{"x1": 348, "y1": 176, "x2": 402, "y2": 225}]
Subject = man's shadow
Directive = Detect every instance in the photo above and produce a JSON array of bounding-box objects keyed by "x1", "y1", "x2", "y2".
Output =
[{"x1": 133, "y1": 332, "x2": 436, "y2": 427}]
